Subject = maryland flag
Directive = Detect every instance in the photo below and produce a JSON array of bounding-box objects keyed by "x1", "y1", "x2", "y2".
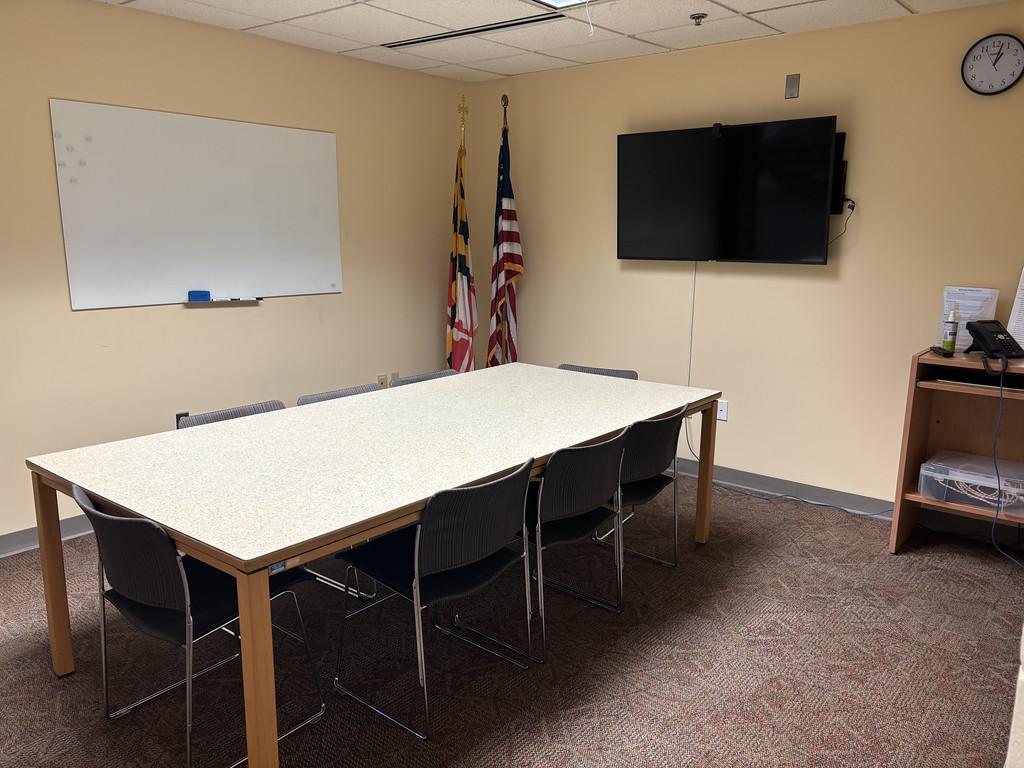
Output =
[
  {"x1": 446, "y1": 143, "x2": 477, "y2": 372},
  {"x1": 486, "y1": 115, "x2": 524, "y2": 366}
]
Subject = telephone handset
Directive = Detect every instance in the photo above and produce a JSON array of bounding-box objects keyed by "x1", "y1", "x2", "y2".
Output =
[{"x1": 966, "y1": 320, "x2": 1024, "y2": 375}]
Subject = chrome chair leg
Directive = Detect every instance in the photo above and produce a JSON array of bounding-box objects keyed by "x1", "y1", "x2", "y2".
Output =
[
  {"x1": 331, "y1": 566, "x2": 353, "y2": 695},
  {"x1": 432, "y1": 535, "x2": 535, "y2": 667},
  {"x1": 98, "y1": 560, "x2": 109, "y2": 717},
  {"x1": 285, "y1": 590, "x2": 326, "y2": 720},
  {"x1": 432, "y1": 611, "x2": 530, "y2": 670},
  {"x1": 595, "y1": 471, "x2": 680, "y2": 568},
  {"x1": 523, "y1": 528, "x2": 534, "y2": 663},
  {"x1": 538, "y1": 488, "x2": 624, "y2": 614},
  {"x1": 535, "y1": 520, "x2": 547, "y2": 662},
  {"x1": 305, "y1": 565, "x2": 378, "y2": 599},
  {"x1": 333, "y1": 566, "x2": 428, "y2": 741},
  {"x1": 185, "y1": 615, "x2": 193, "y2": 768},
  {"x1": 412, "y1": 578, "x2": 428, "y2": 721}
]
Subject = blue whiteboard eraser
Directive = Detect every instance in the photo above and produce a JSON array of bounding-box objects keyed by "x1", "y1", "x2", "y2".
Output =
[{"x1": 188, "y1": 290, "x2": 211, "y2": 302}]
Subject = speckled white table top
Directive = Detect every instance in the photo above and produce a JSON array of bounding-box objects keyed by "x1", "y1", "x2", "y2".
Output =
[{"x1": 28, "y1": 363, "x2": 719, "y2": 565}]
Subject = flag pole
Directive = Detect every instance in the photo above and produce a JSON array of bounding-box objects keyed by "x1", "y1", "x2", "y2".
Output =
[
  {"x1": 458, "y1": 94, "x2": 468, "y2": 148},
  {"x1": 501, "y1": 94, "x2": 508, "y2": 128}
]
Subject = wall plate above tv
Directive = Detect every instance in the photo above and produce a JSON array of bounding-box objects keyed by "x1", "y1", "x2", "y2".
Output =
[{"x1": 617, "y1": 116, "x2": 846, "y2": 265}]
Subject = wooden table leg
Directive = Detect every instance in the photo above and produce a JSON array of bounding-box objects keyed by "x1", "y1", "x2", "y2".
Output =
[
  {"x1": 236, "y1": 569, "x2": 280, "y2": 768},
  {"x1": 695, "y1": 402, "x2": 718, "y2": 544},
  {"x1": 33, "y1": 472, "x2": 75, "y2": 677}
]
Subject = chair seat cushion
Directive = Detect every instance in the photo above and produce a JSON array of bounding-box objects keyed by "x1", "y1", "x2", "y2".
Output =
[
  {"x1": 104, "y1": 556, "x2": 310, "y2": 646},
  {"x1": 338, "y1": 526, "x2": 521, "y2": 605},
  {"x1": 621, "y1": 473, "x2": 673, "y2": 507},
  {"x1": 529, "y1": 506, "x2": 614, "y2": 547},
  {"x1": 524, "y1": 479, "x2": 615, "y2": 547}
]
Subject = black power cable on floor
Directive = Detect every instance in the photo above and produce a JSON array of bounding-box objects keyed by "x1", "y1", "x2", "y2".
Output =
[{"x1": 986, "y1": 357, "x2": 1024, "y2": 569}]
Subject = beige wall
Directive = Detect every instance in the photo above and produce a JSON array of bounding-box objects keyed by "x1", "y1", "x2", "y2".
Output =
[
  {"x1": 3, "y1": 0, "x2": 1022, "y2": 539},
  {"x1": 465, "y1": 1, "x2": 1024, "y2": 501},
  {"x1": 0, "y1": 0, "x2": 462, "y2": 536}
]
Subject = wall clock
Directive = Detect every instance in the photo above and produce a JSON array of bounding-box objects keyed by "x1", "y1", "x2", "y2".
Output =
[{"x1": 961, "y1": 33, "x2": 1023, "y2": 95}]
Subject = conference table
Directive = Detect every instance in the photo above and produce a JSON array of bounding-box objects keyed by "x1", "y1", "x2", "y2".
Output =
[{"x1": 26, "y1": 363, "x2": 721, "y2": 767}]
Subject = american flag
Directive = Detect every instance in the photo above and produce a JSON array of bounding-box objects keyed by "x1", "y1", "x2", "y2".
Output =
[
  {"x1": 486, "y1": 119, "x2": 524, "y2": 367},
  {"x1": 446, "y1": 143, "x2": 477, "y2": 373}
]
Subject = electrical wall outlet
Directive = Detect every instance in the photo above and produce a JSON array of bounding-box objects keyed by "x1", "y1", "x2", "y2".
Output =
[
  {"x1": 717, "y1": 400, "x2": 729, "y2": 422},
  {"x1": 377, "y1": 373, "x2": 388, "y2": 387}
]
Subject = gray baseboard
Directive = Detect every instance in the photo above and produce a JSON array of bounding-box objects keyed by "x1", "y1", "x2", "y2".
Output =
[
  {"x1": 674, "y1": 458, "x2": 894, "y2": 520},
  {"x1": 0, "y1": 514, "x2": 92, "y2": 560}
]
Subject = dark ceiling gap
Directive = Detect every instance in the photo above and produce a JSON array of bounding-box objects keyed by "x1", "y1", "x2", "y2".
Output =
[{"x1": 384, "y1": 12, "x2": 564, "y2": 49}]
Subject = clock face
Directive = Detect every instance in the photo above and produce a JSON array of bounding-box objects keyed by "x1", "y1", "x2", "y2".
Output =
[{"x1": 962, "y1": 34, "x2": 1023, "y2": 95}]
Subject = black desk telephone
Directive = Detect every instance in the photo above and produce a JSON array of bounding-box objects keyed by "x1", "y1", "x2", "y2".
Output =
[
  {"x1": 966, "y1": 320, "x2": 1024, "y2": 358},
  {"x1": 966, "y1": 320, "x2": 1024, "y2": 374}
]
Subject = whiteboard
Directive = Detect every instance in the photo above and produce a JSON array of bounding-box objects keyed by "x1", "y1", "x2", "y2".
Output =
[{"x1": 49, "y1": 99, "x2": 342, "y2": 310}]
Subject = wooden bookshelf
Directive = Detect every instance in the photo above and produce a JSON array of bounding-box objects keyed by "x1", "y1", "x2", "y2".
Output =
[{"x1": 889, "y1": 350, "x2": 1024, "y2": 553}]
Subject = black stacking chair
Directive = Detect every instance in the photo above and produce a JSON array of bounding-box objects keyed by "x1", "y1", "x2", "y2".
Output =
[
  {"x1": 528, "y1": 428, "x2": 628, "y2": 660},
  {"x1": 296, "y1": 382, "x2": 382, "y2": 406},
  {"x1": 595, "y1": 407, "x2": 688, "y2": 568},
  {"x1": 333, "y1": 458, "x2": 535, "y2": 740},
  {"x1": 72, "y1": 485, "x2": 323, "y2": 768},
  {"x1": 557, "y1": 363, "x2": 639, "y2": 380},
  {"x1": 175, "y1": 399, "x2": 285, "y2": 429},
  {"x1": 390, "y1": 369, "x2": 457, "y2": 387}
]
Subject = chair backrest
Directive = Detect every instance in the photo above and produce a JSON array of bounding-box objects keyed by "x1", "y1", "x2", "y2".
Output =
[
  {"x1": 622, "y1": 406, "x2": 687, "y2": 484},
  {"x1": 72, "y1": 485, "x2": 186, "y2": 611},
  {"x1": 536, "y1": 429, "x2": 628, "y2": 524},
  {"x1": 176, "y1": 399, "x2": 285, "y2": 429},
  {"x1": 297, "y1": 383, "x2": 382, "y2": 406},
  {"x1": 390, "y1": 369, "x2": 456, "y2": 388},
  {"x1": 558, "y1": 363, "x2": 638, "y2": 380},
  {"x1": 416, "y1": 458, "x2": 534, "y2": 578}
]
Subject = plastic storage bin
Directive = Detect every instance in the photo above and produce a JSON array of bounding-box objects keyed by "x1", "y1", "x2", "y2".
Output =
[{"x1": 919, "y1": 451, "x2": 1024, "y2": 515}]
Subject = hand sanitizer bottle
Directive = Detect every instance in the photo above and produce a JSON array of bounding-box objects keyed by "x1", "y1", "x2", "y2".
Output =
[{"x1": 941, "y1": 307, "x2": 958, "y2": 354}]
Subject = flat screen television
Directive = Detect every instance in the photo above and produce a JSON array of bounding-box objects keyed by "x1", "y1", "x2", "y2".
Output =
[{"x1": 617, "y1": 116, "x2": 842, "y2": 264}]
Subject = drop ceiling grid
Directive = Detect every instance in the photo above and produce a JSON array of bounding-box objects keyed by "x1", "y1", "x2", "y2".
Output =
[{"x1": 99, "y1": 0, "x2": 1010, "y2": 80}]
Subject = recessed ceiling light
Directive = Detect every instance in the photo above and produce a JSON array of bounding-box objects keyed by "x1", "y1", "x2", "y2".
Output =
[{"x1": 535, "y1": 0, "x2": 590, "y2": 8}]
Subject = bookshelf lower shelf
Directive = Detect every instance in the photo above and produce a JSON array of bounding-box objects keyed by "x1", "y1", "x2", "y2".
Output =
[{"x1": 902, "y1": 490, "x2": 1024, "y2": 525}]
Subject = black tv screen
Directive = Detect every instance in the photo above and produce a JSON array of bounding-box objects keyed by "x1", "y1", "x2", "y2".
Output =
[{"x1": 617, "y1": 116, "x2": 838, "y2": 264}]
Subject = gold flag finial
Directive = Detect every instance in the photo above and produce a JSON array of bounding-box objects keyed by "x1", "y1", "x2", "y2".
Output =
[{"x1": 458, "y1": 94, "x2": 468, "y2": 147}]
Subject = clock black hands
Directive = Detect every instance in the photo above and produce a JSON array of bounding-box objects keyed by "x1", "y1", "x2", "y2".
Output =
[{"x1": 992, "y1": 41, "x2": 1005, "y2": 70}]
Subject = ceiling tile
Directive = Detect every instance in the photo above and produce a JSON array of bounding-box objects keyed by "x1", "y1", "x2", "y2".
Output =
[
  {"x1": 544, "y1": 36, "x2": 666, "y2": 64},
  {"x1": 127, "y1": 0, "x2": 272, "y2": 29},
  {"x1": 639, "y1": 15, "x2": 776, "y2": 49},
  {"x1": 470, "y1": 51, "x2": 574, "y2": 75},
  {"x1": 402, "y1": 36, "x2": 523, "y2": 64},
  {"x1": 564, "y1": 0, "x2": 732, "y2": 35},
  {"x1": 421, "y1": 64, "x2": 504, "y2": 81},
  {"x1": 714, "y1": 0, "x2": 808, "y2": 11},
  {"x1": 366, "y1": 0, "x2": 545, "y2": 30},
  {"x1": 197, "y1": 0, "x2": 356, "y2": 22},
  {"x1": 752, "y1": 0, "x2": 909, "y2": 34},
  {"x1": 481, "y1": 17, "x2": 617, "y2": 49},
  {"x1": 290, "y1": 4, "x2": 447, "y2": 44},
  {"x1": 248, "y1": 22, "x2": 364, "y2": 52},
  {"x1": 901, "y1": 0, "x2": 1003, "y2": 11},
  {"x1": 342, "y1": 45, "x2": 445, "y2": 69}
]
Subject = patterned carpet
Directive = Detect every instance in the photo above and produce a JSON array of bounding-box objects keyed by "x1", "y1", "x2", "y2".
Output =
[{"x1": 1, "y1": 478, "x2": 1021, "y2": 768}]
